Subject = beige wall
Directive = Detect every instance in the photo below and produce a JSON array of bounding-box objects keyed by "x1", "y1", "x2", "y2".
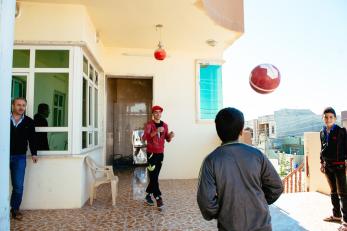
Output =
[
  {"x1": 21, "y1": 155, "x2": 85, "y2": 209},
  {"x1": 15, "y1": 2, "x2": 105, "y2": 66},
  {"x1": 103, "y1": 48, "x2": 222, "y2": 179},
  {"x1": 304, "y1": 132, "x2": 330, "y2": 194},
  {"x1": 20, "y1": 148, "x2": 102, "y2": 209}
]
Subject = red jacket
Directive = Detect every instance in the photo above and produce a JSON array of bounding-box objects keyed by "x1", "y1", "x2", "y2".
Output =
[{"x1": 143, "y1": 120, "x2": 171, "y2": 153}]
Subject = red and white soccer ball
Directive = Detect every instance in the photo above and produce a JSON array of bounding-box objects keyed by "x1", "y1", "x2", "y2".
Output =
[{"x1": 249, "y1": 64, "x2": 281, "y2": 94}]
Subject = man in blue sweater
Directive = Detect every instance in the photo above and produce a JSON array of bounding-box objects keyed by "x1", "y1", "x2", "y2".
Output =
[{"x1": 10, "y1": 97, "x2": 38, "y2": 220}]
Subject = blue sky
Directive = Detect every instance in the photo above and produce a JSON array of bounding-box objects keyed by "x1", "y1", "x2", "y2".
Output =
[{"x1": 222, "y1": 0, "x2": 347, "y2": 120}]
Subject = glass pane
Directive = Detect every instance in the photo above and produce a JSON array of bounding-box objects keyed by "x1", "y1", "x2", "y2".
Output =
[
  {"x1": 11, "y1": 75, "x2": 27, "y2": 100},
  {"x1": 13, "y1": 50, "x2": 30, "y2": 68},
  {"x1": 83, "y1": 56, "x2": 88, "y2": 75},
  {"x1": 35, "y1": 50, "x2": 69, "y2": 68},
  {"x1": 82, "y1": 131, "x2": 87, "y2": 149},
  {"x1": 53, "y1": 108, "x2": 58, "y2": 126},
  {"x1": 35, "y1": 132, "x2": 68, "y2": 151},
  {"x1": 199, "y1": 65, "x2": 222, "y2": 120},
  {"x1": 94, "y1": 89, "x2": 98, "y2": 128},
  {"x1": 89, "y1": 65, "x2": 94, "y2": 81},
  {"x1": 34, "y1": 73, "x2": 69, "y2": 127},
  {"x1": 94, "y1": 131, "x2": 98, "y2": 146},
  {"x1": 82, "y1": 78, "x2": 87, "y2": 126},
  {"x1": 89, "y1": 86, "x2": 92, "y2": 126},
  {"x1": 89, "y1": 132, "x2": 93, "y2": 145},
  {"x1": 95, "y1": 71, "x2": 98, "y2": 85}
]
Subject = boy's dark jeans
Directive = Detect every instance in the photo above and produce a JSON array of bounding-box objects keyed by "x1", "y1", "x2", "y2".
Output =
[
  {"x1": 325, "y1": 164, "x2": 347, "y2": 221},
  {"x1": 146, "y1": 153, "x2": 163, "y2": 198},
  {"x1": 10, "y1": 154, "x2": 27, "y2": 210}
]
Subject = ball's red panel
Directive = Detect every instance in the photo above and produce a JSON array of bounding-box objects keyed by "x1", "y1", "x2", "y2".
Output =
[{"x1": 249, "y1": 64, "x2": 281, "y2": 94}]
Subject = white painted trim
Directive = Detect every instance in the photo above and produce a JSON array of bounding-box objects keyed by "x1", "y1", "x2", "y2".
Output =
[
  {"x1": 71, "y1": 46, "x2": 83, "y2": 154},
  {"x1": 14, "y1": 41, "x2": 104, "y2": 72},
  {"x1": 0, "y1": 1, "x2": 16, "y2": 229},
  {"x1": 81, "y1": 50, "x2": 100, "y2": 151},
  {"x1": 195, "y1": 59, "x2": 224, "y2": 123},
  {"x1": 37, "y1": 151, "x2": 70, "y2": 156},
  {"x1": 35, "y1": 127, "x2": 69, "y2": 132}
]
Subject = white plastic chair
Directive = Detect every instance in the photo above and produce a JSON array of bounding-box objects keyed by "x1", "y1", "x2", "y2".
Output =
[{"x1": 85, "y1": 156, "x2": 119, "y2": 206}]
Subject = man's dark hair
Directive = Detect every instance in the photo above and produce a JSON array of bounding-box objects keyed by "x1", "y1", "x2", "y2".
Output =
[
  {"x1": 323, "y1": 107, "x2": 336, "y2": 117},
  {"x1": 215, "y1": 107, "x2": 244, "y2": 142},
  {"x1": 11, "y1": 97, "x2": 27, "y2": 105},
  {"x1": 38, "y1": 103, "x2": 49, "y2": 113}
]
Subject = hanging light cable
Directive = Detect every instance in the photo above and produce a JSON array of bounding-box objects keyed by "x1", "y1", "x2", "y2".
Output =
[{"x1": 154, "y1": 24, "x2": 167, "y2": 61}]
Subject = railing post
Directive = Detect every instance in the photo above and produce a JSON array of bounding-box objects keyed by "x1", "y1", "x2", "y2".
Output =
[
  {"x1": 294, "y1": 171, "x2": 297, "y2": 192},
  {"x1": 286, "y1": 178, "x2": 289, "y2": 193},
  {"x1": 298, "y1": 168, "x2": 302, "y2": 192},
  {"x1": 290, "y1": 157, "x2": 293, "y2": 172}
]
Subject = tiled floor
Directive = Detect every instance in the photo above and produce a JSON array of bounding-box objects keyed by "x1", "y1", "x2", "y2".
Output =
[
  {"x1": 11, "y1": 167, "x2": 217, "y2": 231},
  {"x1": 10, "y1": 167, "x2": 342, "y2": 231}
]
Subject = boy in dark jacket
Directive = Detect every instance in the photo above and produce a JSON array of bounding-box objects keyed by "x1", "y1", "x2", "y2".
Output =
[
  {"x1": 197, "y1": 107, "x2": 283, "y2": 231},
  {"x1": 320, "y1": 107, "x2": 347, "y2": 231}
]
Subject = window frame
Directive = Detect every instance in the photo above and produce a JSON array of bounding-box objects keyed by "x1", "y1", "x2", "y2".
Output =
[
  {"x1": 12, "y1": 45, "x2": 73, "y2": 155},
  {"x1": 195, "y1": 59, "x2": 224, "y2": 123},
  {"x1": 81, "y1": 52, "x2": 100, "y2": 151}
]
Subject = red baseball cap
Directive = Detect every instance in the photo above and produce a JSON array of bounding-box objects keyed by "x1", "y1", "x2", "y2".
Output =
[{"x1": 152, "y1": 105, "x2": 163, "y2": 112}]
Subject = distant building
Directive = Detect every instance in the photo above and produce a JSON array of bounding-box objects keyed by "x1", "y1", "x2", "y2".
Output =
[{"x1": 274, "y1": 109, "x2": 323, "y2": 138}]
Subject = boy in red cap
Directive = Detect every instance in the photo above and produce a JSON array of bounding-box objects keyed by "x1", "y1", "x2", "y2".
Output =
[{"x1": 142, "y1": 105, "x2": 174, "y2": 208}]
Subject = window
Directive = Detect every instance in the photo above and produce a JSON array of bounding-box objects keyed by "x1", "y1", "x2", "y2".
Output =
[
  {"x1": 53, "y1": 91, "x2": 66, "y2": 127},
  {"x1": 35, "y1": 50, "x2": 69, "y2": 68},
  {"x1": 81, "y1": 55, "x2": 99, "y2": 149},
  {"x1": 34, "y1": 73, "x2": 69, "y2": 127},
  {"x1": 196, "y1": 61, "x2": 223, "y2": 120},
  {"x1": 13, "y1": 50, "x2": 30, "y2": 68},
  {"x1": 12, "y1": 47, "x2": 71, "y2": 154},
  {"x1": 11, "y1": 75, "x2": 27, "y2": 99}
]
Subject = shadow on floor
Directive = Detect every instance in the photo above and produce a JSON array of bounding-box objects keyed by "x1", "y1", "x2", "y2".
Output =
[{"x1": 270, "y1": 205, "x2": 309, "y2": 231}]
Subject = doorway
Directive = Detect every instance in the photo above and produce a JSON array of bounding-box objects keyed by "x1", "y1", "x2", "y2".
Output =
[{"x1": 106, "y1": 77, "x2": 153, "y2": 166}]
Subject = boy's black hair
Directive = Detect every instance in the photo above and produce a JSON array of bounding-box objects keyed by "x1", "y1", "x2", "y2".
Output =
[
  {"x1": 215, "y1": 107, "x2": 244, "y2": 143},
  {"x1": 323, "y1": 107, "x2": 336, "y2": 117}
]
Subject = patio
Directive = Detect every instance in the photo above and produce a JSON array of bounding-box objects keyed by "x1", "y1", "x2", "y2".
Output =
[{"x1": 10, "y1": 167, "x2": 340, "y2": 231}]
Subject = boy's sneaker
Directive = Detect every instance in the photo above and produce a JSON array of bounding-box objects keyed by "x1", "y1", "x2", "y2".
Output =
[
  {"x1": 156, "y1": 196, "x2": 164, "y2": 208},
  {"x1": 145, "y1": 194, "x2": 154, "y2": 206}
]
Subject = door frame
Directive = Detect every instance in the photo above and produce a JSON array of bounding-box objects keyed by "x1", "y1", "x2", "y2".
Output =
[{"x1": 104, "y1": 75, "x2": 154, "y2": 164}]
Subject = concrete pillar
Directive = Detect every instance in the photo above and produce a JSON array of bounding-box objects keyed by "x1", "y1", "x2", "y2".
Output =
[{"x1": 0, "y1": 0, "x2": 16, "y2": 230}]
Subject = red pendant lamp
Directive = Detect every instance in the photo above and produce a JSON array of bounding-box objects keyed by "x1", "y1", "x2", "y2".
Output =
[{"x1": 154, "y1": 24, "x2": 167, "y2": 61}]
